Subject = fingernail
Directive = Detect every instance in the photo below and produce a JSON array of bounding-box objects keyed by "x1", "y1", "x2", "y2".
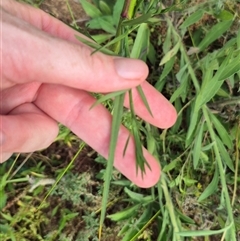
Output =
[{"x1": 114, "y1": 58, "x2": 148, "y2": 80}]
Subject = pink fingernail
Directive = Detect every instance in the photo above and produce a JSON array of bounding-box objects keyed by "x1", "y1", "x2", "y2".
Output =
[{"x1": 114, "y1": 58, "x2": 149, "y2": 80}]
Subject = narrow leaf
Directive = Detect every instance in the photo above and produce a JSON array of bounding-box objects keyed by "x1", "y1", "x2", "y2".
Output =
[
  {"x1": 136, "y1": 86, "x2": 153, "y2": 117},
  {"x1": 122, "y1": 12, "x2": 152, "y2": 26},
  {"x1": 193, "y1": 120, "x2": 204, "y2": 169},
  {"x1": 218, "y1": 54, "x2": 240, "y2": 81},
  {"x1": 75, "y1": 35, "x2": 114, "y2": 55},
  {"x1": 90, "y1": 90, "x2": 126, "y2": 109},
  {"x1": 130, "y1": 23, "x2": 149, "y2": 59},
  {"x1": 87, "y1": 16, "x2": 116, "y2": 34},
  {"x1": 216, "y1": 136, "x2": 234, "y2": 172},
  {"x1": 180, "y1": 9, "x2": 204, "y2": 29},
  {"x1": 195, "y1": 50, "x2": 234, "y2": 109},
  {"x1": 99, "y1": 0, "x2": 112, "y2": 15},
  {"x1": 209, "y1": 111, "x2": 233, "y2": 149},
  {"x1": 107, "y1": 204, "x2": 139, "y2": 221},
  {"x1": 79, "y1": 0, "x2": 102, "y2": 18},
  {"x1": 198, "y1": 21, "x2": 233, "y2": 51},
  {"x1": 159, "y1": 56, "x2": 175, "y2": 82},
  {"x1": 185, "y1": 102, "x2": 201, "y2": 146},
  {"x1": 160, "y1": 39, "x2": 180, "y2": 65},
  {"x1": 178, "y1": 222, "x2": 233, "y2": 236},
  {"x1": 198, "y1": 166, "x2": 219, "y2": 201},
  {"x1": 124, "y1": 187, "x2": 144, "y2": 202},
  {"x1": 99, "y1": 93, "x2": 125, "y2": 237}
]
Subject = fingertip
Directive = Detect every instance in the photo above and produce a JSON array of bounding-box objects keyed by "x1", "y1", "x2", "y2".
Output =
[
  {"x1": 162, "y1": 102, "x2": 178, "y2": 129},
  {"x1": 129, "y1": 150, "x2": 161, "y2": 188},
  {"x1": 114, "y1": 58, "x2": 149, "y2": 81}
]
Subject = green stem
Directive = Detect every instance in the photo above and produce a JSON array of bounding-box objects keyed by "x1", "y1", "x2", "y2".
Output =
[
  {"x1": 202, "y1": 106, "x2": 236, "y2": 240},
  {"x1": 122, "y1": 0, "x2": 137, "y2": 19},
  {"x1": 160, "y1": 174, "x2": 183, "y2": 241},
  {"x1": 165, "y1": 18, "x2": 201, "y2": 93},
  {"x1": 6, "y1": 177, "x2": 29, "y2": 184}
]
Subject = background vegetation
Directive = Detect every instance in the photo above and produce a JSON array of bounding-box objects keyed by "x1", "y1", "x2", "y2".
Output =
[{"x1": 1, "y1": 0, "x2": 240, "y2": 240}]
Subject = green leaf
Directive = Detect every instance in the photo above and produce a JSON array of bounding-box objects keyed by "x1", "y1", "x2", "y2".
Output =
[
  {"x1": 130, "y1": 23, "x2": 149, "y2": 59},
  {"x1": 0, "y1": 190, "x2": 7, "y2": 210},
  {"x1": 92, "y1": 33, "x2": 114, "y2": 44},
  {"x1": 176, "y1": 209, "x2": 195, "y2": 224},
  {"x1": 113, "y1": 0, "x2": 124, "y2": 26},
  {"x1": 185, "y1": 102, "x2": 201, "y2": 146},
  {"x1": 216, "y1": 136, "x2": 234, "y2": 172},
  {"x1": 75, "y1": 35, "x2": 114, "y2": 55},
  {"x1": 160, "y1": 39, "x2": 180, "y2": 65},
  {"x1": 79, "y1": 0, "x2": 102, "y2": 18},
  {"x1": 193, "y1": 121, "x2": 204, "y2": 169},
  {"x1": 170, "y1": 63, "x2": 189, "y2": 102},
  {"x1": 90, "y1": 90, "x2": 126, "y2": 109},
  {"x1": 216, "y1": 10, "x2": 234, "y2": 21},
  {"x1": 92, "y1": 25, "x2": 138, "y2": 54},
  {"x1": 121, "y1": 206, "x2": 153, "y2": 241},
  {"x1": 195, "y1": 50, "x2": 235, "y2": 110},
  {"x1": 183, "y1": 177, "x2": 197, "y2": 186},
  {"x1": 209, "y1": 111, "x2": 233, "y2": 149},
  {"x1": 122, "y1": 12, "x2": 152, "y2": 26},
  {"x1": 217, "y1": 54, "x2": 240, "y2": 81},
  {"x1": 124, "y1": 187, "x2": 144, "y2": 202},
  {"x1": 198, "y1": 166, "x2": 219, "y2": 201},
  {"x1": 180, "y1": 9, "x2": 204, "y2": 29},
  {"x1": 178, "y1": 222, "x2": 233, "y2": 236},
  {"x1": 99, "y1": 93, "x2": 125, "y2": 236},
  {"x1": 107, "y1": 204, "x2": 139, "y2": 221},
  {"x1": 128, "y1": 90, "x2": 151, "y2": 176},
  {"x1": 198, "y1": 21, "x2": 233, "y2": 51},
  {"x1": 99, "y1": 0, "x2": 112, "y2": 15},
  {"x1": 136, "y1": 86, "x2": 153, "y2": 117},
  {"x1": 159, "y1": 56, "x2": 175, "y2": 82},
  {"x1": 163, "y1": 159, "x2": 178, "y2": 172},
  {"x1": 87, "y1": 16, "x2": 116, "y2": 34},
  {"x1": 0, "y1": 212, "x2": 13, "y2": 222}
]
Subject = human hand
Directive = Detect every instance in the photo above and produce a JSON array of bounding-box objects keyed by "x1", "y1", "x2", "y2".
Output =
[{"x1": 0, "y1": 0, "x2": 177, "y2": 187}]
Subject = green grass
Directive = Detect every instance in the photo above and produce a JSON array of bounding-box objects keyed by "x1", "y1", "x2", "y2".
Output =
[{"x1": 1, "y1": 0, "x2": 240, "y2": 240}]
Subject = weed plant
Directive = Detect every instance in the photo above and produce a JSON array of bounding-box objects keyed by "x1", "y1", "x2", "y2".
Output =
[{"x1": 1, "y1": 0, "x2": 240, "y2": 241}]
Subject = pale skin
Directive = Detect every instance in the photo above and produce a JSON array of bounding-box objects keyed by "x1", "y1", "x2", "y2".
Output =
[{"x1": 0, "y1": 0, "x2": 177, "y2": 187}]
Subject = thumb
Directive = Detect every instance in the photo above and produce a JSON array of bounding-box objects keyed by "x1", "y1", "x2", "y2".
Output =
[{"x1": 3, "y1": 8, "x2": 148, "y2": 92}]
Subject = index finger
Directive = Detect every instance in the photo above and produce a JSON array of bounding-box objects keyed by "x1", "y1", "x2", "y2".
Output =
[{"x1": 2, "y1": 1, "x2": 148, "y2": 92}]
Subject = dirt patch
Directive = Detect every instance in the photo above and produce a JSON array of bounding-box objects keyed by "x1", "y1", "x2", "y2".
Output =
[{"x1": 40, "y1": 0, "x2": 89, "y2": 26}]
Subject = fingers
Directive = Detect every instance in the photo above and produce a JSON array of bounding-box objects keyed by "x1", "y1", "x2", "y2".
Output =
[
  {"x1": 34, "y1": 83, "x2": 177, "y2": 187},
  {"x1": 2, "y1": 6, "x2": 148, "y2": 92},
  {"x1": 0, "y1": 103, "x2": 58, "y2": 161},
  {"x1": 0, "y1": 82, "x2": 41, "y2": 114},
  {"x1": 125, "y1": 82, "x2": 177, "y2": 129},
  {"x1": 1, "y1": 0, "x2": 86, "y2": 44},
  {"x1": 0, "y1": 153, "x2": 12, "y2": 164}
]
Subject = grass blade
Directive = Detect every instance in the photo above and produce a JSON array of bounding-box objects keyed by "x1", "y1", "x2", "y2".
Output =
[
  {"x1": 99, "y1": 93, "x2": 125, "y2": 239},
  {"x1": 208, "y1": 110, "x2": 233, "y2": 149},
  {"x1": 178, "y1": 222, "x2": 233, "y2": 237},
  {"x1": 79, "y1": 0, "x2": 102, "y2": 18},
  {"x1": 198, "y1": 20, "x2": 233, "y2": 52},
  {"x1": 198, "y1": 165, "x2": 219, "y2": 201},
  {"x1": 180, "y1": 9, "x2": 204, "y2": 29},
  {"x1": 90, "y1": 90, "x2": 127, "y2": 109},
  {"x1": 193, "y1": 120, "x2": 204, "y2": 169},
  {"x1": 136, "y1": 85, "x2": 153, "y2": 117}
]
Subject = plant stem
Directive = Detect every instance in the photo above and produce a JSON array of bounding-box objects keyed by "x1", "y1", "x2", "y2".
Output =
[
  {"x1": 232, "y1": 118, "x2": 239, "y2": 206},
  {"x1": 202, "y1": 106, "x2": 236, "y2": 240},
  {"x1": 160, "y1": 174, "x2": 183, "y2": 241}
]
